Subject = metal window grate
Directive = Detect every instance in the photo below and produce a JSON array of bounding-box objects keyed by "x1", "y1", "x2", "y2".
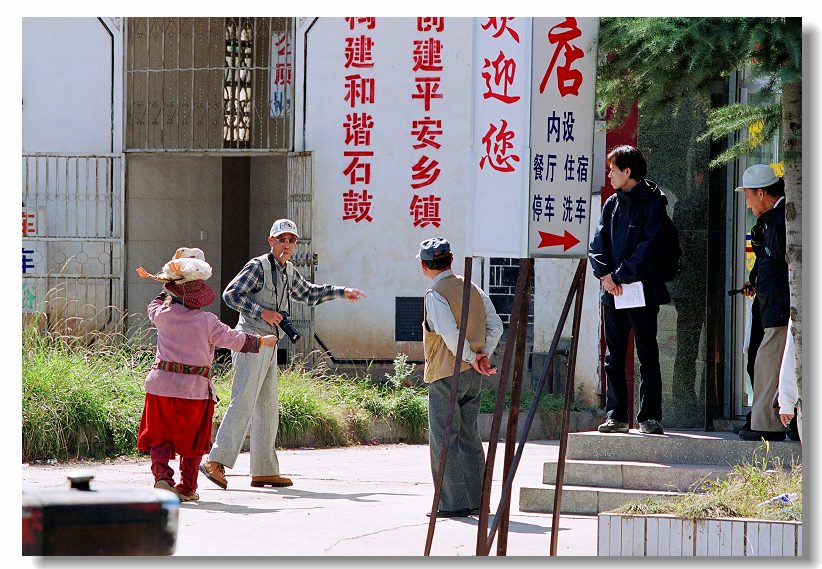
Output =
[
  {"x1": 223, "y1": 17, "x2": 253, "y2": 147},
  {"x1": 125, "y1": 17, "x2": 294, "y2": 152},
  {"x1": 286, "y1": 152, "x2": 315, "y2": 362},
  {"x1": 395, "y1": 297, "x2": 424, "y2": 342},
  {"x1": 22, "y1": 154, "x2": 124, "y2": 341}
]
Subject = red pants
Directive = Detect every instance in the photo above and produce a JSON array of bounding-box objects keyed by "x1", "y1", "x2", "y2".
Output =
[
  {"x1": 139, "y1": 393, "x2": 215, "y2": 496},
  {"x1": 150, "y1": 443, "x2": 201, "y2": 496}
]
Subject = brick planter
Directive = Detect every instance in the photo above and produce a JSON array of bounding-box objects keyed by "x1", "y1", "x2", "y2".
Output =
[{"x1": 598, "y1": 512, "x2": 802, "y2": 557}]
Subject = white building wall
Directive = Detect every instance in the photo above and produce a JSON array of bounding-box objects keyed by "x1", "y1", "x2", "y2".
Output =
[
  {"x1": 533, "y1": 205, "x2": 603, "y2": 403},
  {"x1": 21, "y1": 18, "x2": 124, "y2": 336},
  {"x1": 297, "y1": 16, "x2": 603, "y2": 404},
  {"x1": 22, "y1": 18, "x2": 121, "y2": 154},
  {"x1": 301, "y1": 17, "x2": 474, "y2": 362}
]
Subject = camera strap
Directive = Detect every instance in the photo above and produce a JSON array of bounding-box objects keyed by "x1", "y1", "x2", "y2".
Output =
[{"x1": 267, "y1": 253, "x2": 290, "y2": 313}]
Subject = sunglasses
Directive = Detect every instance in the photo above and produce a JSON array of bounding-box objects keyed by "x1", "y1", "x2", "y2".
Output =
[{"x1": 276, "y1": 237, "x2": 298, "y2": 245}]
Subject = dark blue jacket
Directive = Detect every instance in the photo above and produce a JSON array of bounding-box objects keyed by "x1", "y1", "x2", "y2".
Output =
[
  {"x1": 750, "y1": 199, "x2": 789, "y2": 328},
  {"x1": 588, "y1": 179, "x2": 671, "y2": 307}
]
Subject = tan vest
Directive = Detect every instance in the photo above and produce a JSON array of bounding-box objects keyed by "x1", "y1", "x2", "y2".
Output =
[{"x1": 423, "y1": 274, "x2": 487, "y2": 384}]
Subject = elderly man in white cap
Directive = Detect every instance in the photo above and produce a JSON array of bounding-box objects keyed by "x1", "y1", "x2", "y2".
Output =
[
  {"x1": 734, "y1": 164, "x2": 791, "y2": 442},
  {"x1": 201, "y1": 219, "x2": 366, "y2": 489}
]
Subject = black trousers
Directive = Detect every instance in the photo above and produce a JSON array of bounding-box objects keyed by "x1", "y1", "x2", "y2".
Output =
[{"x1": 603, "y1": 303, "x2": 662, "y2": 424}]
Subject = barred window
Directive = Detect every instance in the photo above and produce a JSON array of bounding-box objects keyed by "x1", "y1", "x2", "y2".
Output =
[
  {"x1": 223, "y1": 18, "x2": 253, "y2": 148},
  {"x1": 125, "y1": 17, "x2": 293, "y2": 151}
]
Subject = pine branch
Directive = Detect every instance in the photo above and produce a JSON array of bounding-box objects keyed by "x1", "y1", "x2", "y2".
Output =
[
  {"x1": 698, "y1": 103, "x2": 781, "y2": 143},
  {"x1": 595, "y1": 17, "x2": 800, "y2": 130}
]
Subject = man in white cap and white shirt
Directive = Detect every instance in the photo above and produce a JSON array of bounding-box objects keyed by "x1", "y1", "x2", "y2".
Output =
[
  {"x1": 734, "y1": 164, "x2": 791, "y2": 441},
  {"x1": 201, "y1": 219, "x2": 366, "y2": 489}
]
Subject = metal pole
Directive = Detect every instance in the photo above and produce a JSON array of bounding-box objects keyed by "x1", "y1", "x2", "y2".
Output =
[
  {"x1": 497, "y1": 258, "x2": 533, "y2": 555},
  {"x1": 481, "y1": 259, "x2": 586, "y2": 554},
  {"x1": 475, "y1": 257, "x2": 529, "y2": 555},
  {"x1": 549, "y1": 262, "x2": 586, "y2": 555},
  {"x1": 424, "y1": 257, "x2": 473, "y2": 556}
]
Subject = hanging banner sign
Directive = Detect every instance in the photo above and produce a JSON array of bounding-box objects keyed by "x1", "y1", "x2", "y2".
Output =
[
  {"x1": 527, "y1": 17, "x2": 599, "y2": 258},
  {"x1": 270, "y1": 31, "x2": 293, "y2": 118},
  {"x1": 467, "y1": 17, "x2": 531, "y2": 258}
]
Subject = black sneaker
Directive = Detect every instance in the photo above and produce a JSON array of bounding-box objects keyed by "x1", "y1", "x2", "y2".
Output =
[
  {"x1": 738, "y1": 428, "x2": 786, "y2": 442},
  {"x1": 598, "y1": 419, "x2": 629, "y2": 433},
  {"x1": 639, "y1": 419, "x2": 664, "y2": 435}
]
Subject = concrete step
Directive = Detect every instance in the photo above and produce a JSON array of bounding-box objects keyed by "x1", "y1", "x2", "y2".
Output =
[
  {"x1": 566, "y1": 429, "x2": 801, "y2": 466},
  {"x1": 542, "y1": 459, "x2": 734, "y2": 493},
  {"x1": 519, "y1": 484, "x2": 685, "y2": 515},
  {"x1": 477, "y1": 410, "x2": 602, "y2": 441}
]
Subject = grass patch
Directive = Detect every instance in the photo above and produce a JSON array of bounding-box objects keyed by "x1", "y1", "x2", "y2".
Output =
[
  {"x1": 24, "y1": 319, "x2": 430, "y2": 461},
  {"x1": 614, "y1": 446, "x2": 802, "y2": 522},
  {"x1": 213, "y1": 354, "x2": 429, "y2": 445},
  {"x1": 479, "y1": 386, "x2": 596, "y2": 414},
  {"x1": 22, "y1": 323, "x2": 149, "y2": 461}
]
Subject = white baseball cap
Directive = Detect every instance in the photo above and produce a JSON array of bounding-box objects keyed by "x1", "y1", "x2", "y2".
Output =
[
  {"x1": 734, "y1": 164, "x2": 779, "y2": 192},
  {"x1": 269, "y1": 218, "x2": 300, "y2": 238}
]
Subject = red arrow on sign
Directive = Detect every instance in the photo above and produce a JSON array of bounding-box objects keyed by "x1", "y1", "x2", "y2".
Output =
[{"x1": 537, "y1": 230, "x2": 580, "y2": 251}]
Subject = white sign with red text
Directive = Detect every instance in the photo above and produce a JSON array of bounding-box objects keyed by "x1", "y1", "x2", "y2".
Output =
[
  {"x1": 527, "y1": 17, "x2": 599, "y2": 258},
  {"x1": 467, "y1": 17, "x2": 531, "y2": 258}
]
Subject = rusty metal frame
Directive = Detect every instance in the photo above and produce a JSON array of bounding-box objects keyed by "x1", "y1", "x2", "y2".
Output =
[
  {"x1": 475, "y1": 258, "x2": 587, "y2": 556},
  {"x1": 475, "y1": 257, "x2": 532, "y2": 555},
  {"x1": 497, "y1": 259, "x2": 533, "y2": 554}
]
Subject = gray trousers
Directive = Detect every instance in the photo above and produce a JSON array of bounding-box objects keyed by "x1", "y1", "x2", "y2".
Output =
[
  {"x1": 208, "y1": 346, "x2": 281, "y2": 476},
  {"x1": 752, "y1": 326, "x2": 788, "y2": 433},
  {"x1": 427, "y1": 369, "x2": 485, "y2": 512}
]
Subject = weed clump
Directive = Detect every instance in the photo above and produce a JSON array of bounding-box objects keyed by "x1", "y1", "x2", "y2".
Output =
[{"x1": 614, "y1": 446, "x2": 802, "y2": 522}]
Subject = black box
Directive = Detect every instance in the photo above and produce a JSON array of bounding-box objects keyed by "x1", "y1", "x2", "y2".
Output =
[{"x1": 23, "y1": 471, "x2": 179, "y2": 555}]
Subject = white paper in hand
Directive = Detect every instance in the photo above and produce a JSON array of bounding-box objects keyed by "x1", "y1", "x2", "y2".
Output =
[{"x1": 614, "y1": 282, "x2": 646, "y2": 309}]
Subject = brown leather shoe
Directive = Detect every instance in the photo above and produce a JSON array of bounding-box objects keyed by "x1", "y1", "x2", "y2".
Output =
[
  {"x1": 250, "y1": 475, "x2": 293, "y2": 487},
  {"x1": 199, "y1": 459, "x2": 227, "y2": 489}
]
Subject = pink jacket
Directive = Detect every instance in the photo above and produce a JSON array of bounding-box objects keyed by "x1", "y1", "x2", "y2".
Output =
[{"x1": 143, "y1": 294, "x2": 257, "y2": 401}]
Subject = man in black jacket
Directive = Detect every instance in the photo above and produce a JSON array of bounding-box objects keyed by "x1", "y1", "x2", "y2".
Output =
[
  {"x1": 735, "y1": 164, "x2": 790, "y2": 441},
  {"x1": 589, "y1": 145, "x2": 670, "y2": 435}
]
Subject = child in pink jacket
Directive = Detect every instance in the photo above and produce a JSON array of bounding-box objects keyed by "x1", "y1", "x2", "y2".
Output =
[{"x1": 136, "y1": 248, "x2": 277, "y2": 501}]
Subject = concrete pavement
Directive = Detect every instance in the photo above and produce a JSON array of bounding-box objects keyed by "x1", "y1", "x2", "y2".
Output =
[{"x1": 21, "y1": 440, "x2": 598, "y2": 557}]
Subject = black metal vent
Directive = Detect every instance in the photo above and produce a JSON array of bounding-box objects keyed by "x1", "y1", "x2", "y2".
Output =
[{"x1": 395, "y1": 297, "x2": 424, "y2": 341}]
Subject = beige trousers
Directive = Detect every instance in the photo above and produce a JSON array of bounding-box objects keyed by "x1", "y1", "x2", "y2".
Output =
[{"x1": 751, "y1": 326, "x2": 788, "y2": 432}]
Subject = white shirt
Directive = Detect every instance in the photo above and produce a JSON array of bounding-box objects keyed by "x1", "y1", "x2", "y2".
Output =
[
  {"x1": 778, "y1": 317, "x2": 799, "y2": 414},
  {"x1": 424, "y1": 269, "x2": 504, "y2": 363}
]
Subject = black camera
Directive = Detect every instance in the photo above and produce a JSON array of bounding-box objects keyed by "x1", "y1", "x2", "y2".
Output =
[{"x1": 277, "y1": 311, "x2": 301, "y2": 344}]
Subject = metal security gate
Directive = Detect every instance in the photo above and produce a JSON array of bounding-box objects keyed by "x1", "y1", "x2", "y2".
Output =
[
  {"x1": 22, "y1": 154, "x2": 124, "y2": 341},
  {"x1": 286, "y1": 152, "x2": 315, "y2": 361},
  {"x1": 125, "y1": 17, "x2": 294, "y2": 152}
]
